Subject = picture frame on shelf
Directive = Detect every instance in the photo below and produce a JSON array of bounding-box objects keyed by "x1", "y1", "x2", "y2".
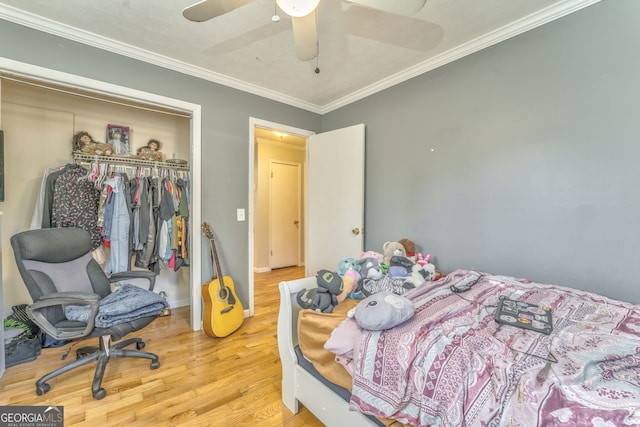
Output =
[{"x1": 106, "y1": 124, "x2": 130, "y2": 156}]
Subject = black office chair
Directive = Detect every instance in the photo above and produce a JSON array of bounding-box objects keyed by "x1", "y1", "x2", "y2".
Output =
[{"x1": 11, "y1": 227, "x2": 162, "y2": 400}]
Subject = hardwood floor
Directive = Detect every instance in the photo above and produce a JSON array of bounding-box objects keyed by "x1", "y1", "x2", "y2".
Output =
[{"x1": 0, "y1": 266, "x2": 325, "y2": 426}]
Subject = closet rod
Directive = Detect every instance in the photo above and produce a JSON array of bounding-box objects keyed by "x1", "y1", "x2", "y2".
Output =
[
  {"x1": 0, "y1": 72, "x2": 192, "y2": 119},
  {"x1": 73, "y1": 153, "x2": 190, "y2": 171}
]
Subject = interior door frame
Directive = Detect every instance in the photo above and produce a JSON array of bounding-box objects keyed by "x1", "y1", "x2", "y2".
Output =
[
  {"x1": 0, "y1": 57, "x2": 204, "y2": 331},
  {"x1": 248, "y1": 117, "x2": 314, "y2": 317}
]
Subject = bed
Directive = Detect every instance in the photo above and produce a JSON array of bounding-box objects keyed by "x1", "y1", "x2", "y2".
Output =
[{"x1": 277, "y1": 269, "x2": 640, "y2": 426}]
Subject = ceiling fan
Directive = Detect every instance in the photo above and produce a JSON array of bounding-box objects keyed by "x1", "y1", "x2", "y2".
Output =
[{"x1": 182, "y1": 0, "x2": 427, "y2": 61}]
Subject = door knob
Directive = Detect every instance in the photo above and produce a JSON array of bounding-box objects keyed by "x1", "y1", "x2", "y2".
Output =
[{"x1": 352, "y1": 228, "x2": 360, "y2": 235}]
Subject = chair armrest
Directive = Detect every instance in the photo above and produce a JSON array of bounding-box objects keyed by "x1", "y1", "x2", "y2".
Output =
[
  {"x1": 109, "y1": 270, "x2": 157, "y2": 291},
  {"x1": 27, "y1": 292, "x2": 100, "y2": 340}
]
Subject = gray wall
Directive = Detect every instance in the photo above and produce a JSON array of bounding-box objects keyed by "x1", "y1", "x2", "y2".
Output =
[
  {"x1": 2, "y1": 0, "x2": 639, "y2": 306},
  {"x1": 322, "y1": 0, "x2": 640, "y2": 304},
  {"x1": 0, "y1": 19, "x2": 321, "y2": 306}
]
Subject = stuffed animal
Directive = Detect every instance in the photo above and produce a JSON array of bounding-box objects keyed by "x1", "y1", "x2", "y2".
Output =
[
  {"x1": 81, "y1": 142, "x2": 114, "y2": 156},
  {"x1": 73, "y1": 130, "x2": 114, "y2": 156},
  {"x1": 383, "y1": 241, "x2": 406, "y2": 267},
  {"x1": 342, "y1": 268, "x2": 363, "y2": 300},
  {"x1": 388, "y1": 255, "x2": 414, "y2": 278},
  {"x1": 296, "y1": 270, "x2": 344, "y2": 313},
  {"x1": 359, "y1": 250, "x2": 384, "y2": 265},
  {"x1": 404, "y1": 262, "x2": 437, "y2": 288},
  {"x1": 352, "y1": 292, "x2": 415, "y2": 331},
  {"x1": 357, "y1": 257, "x2": 383, "y2": 281},
  {"x1": 417, "y1": 253, "x2": 431, "y2": 266},
  {"x1": 337, "y1": 257, "x2": 360, "y2": 276},
  {"x1": 398, "y1": 238, "x2": 417, "y2": 259}
]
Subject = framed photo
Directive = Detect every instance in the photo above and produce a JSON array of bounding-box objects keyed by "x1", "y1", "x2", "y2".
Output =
[{"x1": 107, "y1": 124, "x2": 130, "y2": 155}]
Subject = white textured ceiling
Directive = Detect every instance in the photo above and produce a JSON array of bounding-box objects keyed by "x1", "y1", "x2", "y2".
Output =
[{"x1": 0, "y1": 0, "x2": 599, "y2": 113}]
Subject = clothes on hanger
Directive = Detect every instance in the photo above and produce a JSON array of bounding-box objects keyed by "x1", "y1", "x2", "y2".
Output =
[
  {"x1": 43, "y1": 164, "x2": 102, "y2": 250},
  {"x1": 32, "y1": 159, "x2": 191, "y2": 276},
  {"x1": 103, "y1": 173, "x2": 131, "y2": 275}
]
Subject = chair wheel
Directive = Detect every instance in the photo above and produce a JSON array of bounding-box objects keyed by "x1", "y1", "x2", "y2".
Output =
[
  {"x1": 150, "y1": 361, "x2": 160, "y2": 370},
  {"x1": 93, "y1": 388, "x2": 106, "y2": 400},
  {"x1": 36, "y1": 383, "x2": 51, "y2": 395},
  {"x1": 136, "y1": 341, "x2": 146, "y2": 350}
]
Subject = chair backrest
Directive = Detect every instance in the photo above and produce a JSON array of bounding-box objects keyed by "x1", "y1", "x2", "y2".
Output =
[{"x1": 11, "y1": 228, "x2": 111, "y2": 304}]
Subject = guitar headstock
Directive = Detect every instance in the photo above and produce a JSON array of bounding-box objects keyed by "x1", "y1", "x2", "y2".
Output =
[{"x1": 201, "y1": 222, "x2": 214, "y2": 240}]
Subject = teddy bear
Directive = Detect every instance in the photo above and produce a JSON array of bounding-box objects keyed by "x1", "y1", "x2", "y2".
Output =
[
  {"x1": 398, "y1": 238, "x2": 417, "y2": 260},
  {"x1": 296, "y1": 269, "x2": 345, "y2": 313},
  {"x1": 383, "y1": 241, "x2": 406, "y2": 267}
]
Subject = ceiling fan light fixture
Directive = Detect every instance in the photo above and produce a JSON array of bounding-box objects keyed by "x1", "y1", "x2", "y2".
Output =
[{"x1": 276, "y1": 0, "x2": 320, "y2": 17}]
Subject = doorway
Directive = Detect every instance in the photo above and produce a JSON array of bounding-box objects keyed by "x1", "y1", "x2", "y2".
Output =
[
  {"x1": 248, "y1": 120, "x2": 366, "y2": 317},
  {"x1": 248, "y1": 118, "x2": 313, "y2": 316}
]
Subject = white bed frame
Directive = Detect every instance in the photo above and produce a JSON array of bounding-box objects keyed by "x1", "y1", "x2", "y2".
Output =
[{"x1": 278, "y1": 277, "x2": 379, "y2": 426}]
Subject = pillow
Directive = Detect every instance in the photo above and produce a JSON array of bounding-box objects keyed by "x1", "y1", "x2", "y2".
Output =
[{"x1": 354, "y1": 292, "x2": 415, "y2": 331}]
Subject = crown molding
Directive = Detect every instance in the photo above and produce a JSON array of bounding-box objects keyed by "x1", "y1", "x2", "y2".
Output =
[
  {"x1": 320, "y1": 0, "x2": 601, "y2": 113},
  {"x1": 0, "y1": 0, "x2": 599, "y2": 115},
  {"x1": 0, "y1": 4, "x2": 323, "y2": 113}
]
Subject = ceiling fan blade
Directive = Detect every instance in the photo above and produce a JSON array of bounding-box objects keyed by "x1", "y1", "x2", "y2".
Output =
[
  {"x1": 182, "y1": 0, "x2": 256, "y2": 22},
  {"x1": 344, "y1": 0, "x2": 426, "y2": 16},
  {"x1": 291, "y1": 10, "x2": 319, "y2": 61}
]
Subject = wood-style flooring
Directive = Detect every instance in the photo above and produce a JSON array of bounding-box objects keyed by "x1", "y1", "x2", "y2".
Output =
[{"x1": 0, "y1": 266, "x2": 325, "y2": 426}]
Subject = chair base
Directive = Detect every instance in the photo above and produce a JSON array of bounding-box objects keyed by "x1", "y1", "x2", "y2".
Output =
[{"x1": 35, "y1": 335, "x2": 159, "y2": 400}]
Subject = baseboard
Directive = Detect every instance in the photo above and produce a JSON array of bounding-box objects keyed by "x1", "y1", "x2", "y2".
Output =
[
  {"x1": 254, "y1": 266, "x2": 272, "y2": 273},
  {"x1": 169, "y1": 298, "x2": 190, "y2": 308}
]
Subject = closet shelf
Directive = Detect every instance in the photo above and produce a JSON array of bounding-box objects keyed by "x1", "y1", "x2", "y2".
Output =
[{"x1": 73, "y1": 153, "x2": 190, "y2": 170}]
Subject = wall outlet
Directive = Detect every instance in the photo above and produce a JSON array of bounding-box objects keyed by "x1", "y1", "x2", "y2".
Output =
[{"x1": 237, "y1": 208, "x2": 245, "y2": 221}]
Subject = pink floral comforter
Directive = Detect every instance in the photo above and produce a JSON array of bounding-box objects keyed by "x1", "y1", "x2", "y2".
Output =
[{"x1": 348, "y1": 270, "x2": 640, "y2": 426}]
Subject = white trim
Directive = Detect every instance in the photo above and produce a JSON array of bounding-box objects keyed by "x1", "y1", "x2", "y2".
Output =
[
  {"x1": 0, "y1": 57, "x2": 204, "y2": 332},
  {"x1": 0, "y1": 0, "x2": 600, "y2": 115},
  {"x1": 320, "y1": 0, "x2": 602, "y2": 113},
  {"x1": 248, "y1": 118, "x2": 314, "y2": 317},
  {"x1": 0, "y1": 4, "x2": 321, "y2": 114}
]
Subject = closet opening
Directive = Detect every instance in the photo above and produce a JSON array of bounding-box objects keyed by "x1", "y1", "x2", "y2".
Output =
[{"x1": 0, "y1": 58, "x2": 203, "y2": 331}]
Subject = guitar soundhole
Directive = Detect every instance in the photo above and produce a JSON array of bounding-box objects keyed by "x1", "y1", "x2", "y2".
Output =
[{"x1": 218, "y1": 287, "x2": 229, "y2": 300}]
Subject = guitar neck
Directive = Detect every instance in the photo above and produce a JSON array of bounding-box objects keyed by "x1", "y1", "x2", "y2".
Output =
[{"x1": 209, "y1": 238, "x2": 225, "y2": 280}]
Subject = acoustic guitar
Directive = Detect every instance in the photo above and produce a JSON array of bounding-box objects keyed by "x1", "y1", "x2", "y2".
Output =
[{"x1": 201, "y1": 222, "x2": 244, "y2": 337}]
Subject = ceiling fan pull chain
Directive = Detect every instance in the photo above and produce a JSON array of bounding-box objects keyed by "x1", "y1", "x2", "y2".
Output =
[{"x1": 314, "y1": 7, "x2": 320, "y2": 73}]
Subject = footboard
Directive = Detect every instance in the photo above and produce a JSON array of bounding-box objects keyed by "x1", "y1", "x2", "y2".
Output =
[
  {"x1": 277, "y1": 276, "x2": 315, "y2": 413},
  {"x1": 277, "y1": 277, "x2": 379, "y2": 427}
]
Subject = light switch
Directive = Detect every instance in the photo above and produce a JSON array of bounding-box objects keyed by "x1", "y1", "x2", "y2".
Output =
[{"x1": 237, "y1": 208, "x2": 245, "y2": 221}]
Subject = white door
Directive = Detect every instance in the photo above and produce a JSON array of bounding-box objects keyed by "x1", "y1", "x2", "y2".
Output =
[
  {"x1": 270, "y1": 161, "x2": 300, "y2": 268},
  {"x1": 306, "y1": 124, "x2": 365, "y2": 275}
]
